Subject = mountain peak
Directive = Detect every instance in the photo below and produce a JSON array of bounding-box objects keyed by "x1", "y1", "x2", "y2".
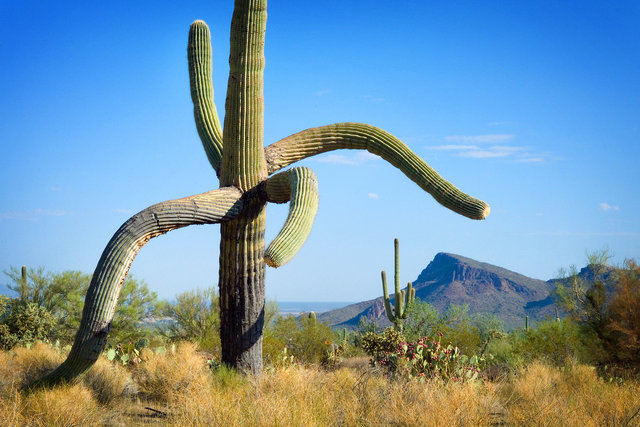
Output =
[{"x1": 319, "y1": 251, "x2": 557, "y2": 330}]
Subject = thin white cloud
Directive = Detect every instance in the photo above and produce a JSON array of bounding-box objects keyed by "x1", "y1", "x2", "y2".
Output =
[
  {"x1": 445, "y1": 134, "x2": 514, "y2": 143},
  {"x1": 314, "y1": 89, "x2": 331, "y2": 96},
  {"x1": 459, "y1": 149, "x2": 513, "y2": 158},
  {"x1": 488, "y1": 145, "x2": 524, "y2": 152},
  {"x1": 0, "y1": 209, "x2": 70, "y2": 221},
  {"x1": 516, "y1": 157, "x2": 544, "y2": 163},
  {"x1": 427, "y1": 144, "x2": 479, "y2": 151},
  {"x1": 431, "y1": 134, "x2": 550, "y2": 163},
  {"x1": 368, "y1": 193, "x2": 379, "y2": 199},
  {"x1": 600, "y1": 203, "x2": 620, "y2": 212},
  {"x1": 317, "y1": 151, "x2": 379, "y2": 166}
]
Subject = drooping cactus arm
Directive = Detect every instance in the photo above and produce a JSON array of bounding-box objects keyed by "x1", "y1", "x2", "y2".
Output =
[
  {"x1": 264, "y1": 123, "x2": 490, "y2": 220},
  {"x1": 261, "y1": 167, "x2": 319, "y2": 267},
  {"x1": 29, "y1": 187, "x2": 243, "y2": 387},
  {"x1": 188, "y1": 20, "x2": 224, "y2": 173}
]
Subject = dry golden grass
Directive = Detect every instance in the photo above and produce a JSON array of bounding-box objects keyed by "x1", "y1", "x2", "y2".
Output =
[
  {"x1": 133, "y1": 341, "x2": 210, "y2": 403},
  {"x1": 503, "y1": 360, "x2": 640, "y2": 426},
  {"x1": 0, "y1": 344, "x2": 639, "y2": 426},
  {"x1": 0, "y1": 343, "x2": 64, "y2": 392},
  {"x1": 21, "y1": 383, "x2": 100, "y2": 426},
  {"x1": 83, "y1": 355, "x2": 133, "y2": 404}
]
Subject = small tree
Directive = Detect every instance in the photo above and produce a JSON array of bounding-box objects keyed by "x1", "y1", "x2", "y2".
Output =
[
  {"x1": 162, "y1": 287, "x2": 220, "y2": 353},
  {"x1": 608, "y1": 259, "x2": 640, "y2": 363},
  {"x1": 553, "y1": 249, "x2": 616, "y2": 348}
]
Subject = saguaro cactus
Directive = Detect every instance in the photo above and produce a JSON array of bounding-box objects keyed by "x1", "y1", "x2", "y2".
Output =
[
  {"x1": 32, "y1": 0, "x2": 489, "y2": 387},
  {"x1": 381, "y1": 238, "x2": 416, "y2": 331},
  {"x1": 20, "y1": 265, "x2": 28, "y2": 302}
]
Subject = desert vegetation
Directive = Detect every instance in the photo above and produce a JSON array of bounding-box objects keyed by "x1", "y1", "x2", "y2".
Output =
[{"x1": 1, "y1": 255, "x2": 640, "y2": 425}]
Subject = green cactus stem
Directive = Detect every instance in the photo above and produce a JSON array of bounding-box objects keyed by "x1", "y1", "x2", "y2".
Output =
[
  {"x1": 381, "y1": 239, "x2": 415, "y2": 331},
  {"x1": 32, "y1": 0, "x2": 490, "y2": 387},
  {"x1": 555, "y1": 306, "x2": 560, "y2": 322},
  {"x1": 263, "y1": 167, "x2": 319, "y2": 267},
  {"x1": 308, "y1": 311, "x2": 316, "y2": 322},
  {"x1": 525, "y1": 315, "x2": 529, "y2": 331},
  {"x1": 20, "y1": 265, "x2": 28, "y2": 302},
  {"x1": 265, "y1": 124, "x2": 489, "y2": 220}
]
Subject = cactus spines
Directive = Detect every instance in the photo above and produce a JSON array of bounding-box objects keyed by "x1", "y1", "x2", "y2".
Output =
[
  {"x1": 32, "y1": 1, "x2": 490, "y2": 387},
  {"x1": 381, "y1": 238, "x2": 415, "y2": 331}
]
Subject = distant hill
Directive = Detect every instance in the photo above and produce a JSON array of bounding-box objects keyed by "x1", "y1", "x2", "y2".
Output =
[{"x1": 318, "y1": 252, "x2": 563, "y2": 330}]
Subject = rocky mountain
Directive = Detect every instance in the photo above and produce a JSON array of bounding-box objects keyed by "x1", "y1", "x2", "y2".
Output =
[{"x1": 318, "y1": 252, "x2": 559, "y2": 330}]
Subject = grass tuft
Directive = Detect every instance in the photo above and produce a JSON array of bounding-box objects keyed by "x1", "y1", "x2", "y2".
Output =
[{"x1": 1, "y1": 345, "x2": 639, "y2": 426}]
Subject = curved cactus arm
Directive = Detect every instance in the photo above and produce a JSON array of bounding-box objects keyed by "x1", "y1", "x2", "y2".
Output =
[
  {"x1": 261, "y1": 167, "x2": 319, "y2": 267},
  {"x1": 381, "y1": 270, "x2": 396, "y2": 323},
  {"x1": 264, "y1": 122, "x2": 490, "y2": 220},
  {"x1": 29, "y1": 187, "x2": 243, "y2": 388},
  {"x1": 188, "y1": 20, "x2": 224, "y2": 174}
]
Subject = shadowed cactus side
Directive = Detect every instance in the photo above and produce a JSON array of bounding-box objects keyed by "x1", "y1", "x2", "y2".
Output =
[
  {"x1": 31, "y1": 0, "x2": 489, "y2": 388},
  {"x1": 381, "y1": 238, "x2": 416, "y2": 332}
]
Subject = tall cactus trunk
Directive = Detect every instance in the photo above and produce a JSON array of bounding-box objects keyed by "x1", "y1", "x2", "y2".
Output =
[
  {"x1": 218, "y1": 0, "x2": 268, "y2": 373},
  {"x1": 219, "y1": 205, "x2": 266, "y2": 373}
]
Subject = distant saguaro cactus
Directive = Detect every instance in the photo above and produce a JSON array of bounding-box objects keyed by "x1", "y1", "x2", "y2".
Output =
[
  {"x1": 382, "y1": 239, "x2": 416, "y2": 331},
  {"x1": 20, "y1": 265, "x2": 28, "y2": 302},
  {"x1": 32, "y1": 0, "x2": 489, "y2": 387}
]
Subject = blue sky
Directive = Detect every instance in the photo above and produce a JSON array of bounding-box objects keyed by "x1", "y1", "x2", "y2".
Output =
[{"x1": 1, "y1": 1, "x2": 639, "y2": 302}]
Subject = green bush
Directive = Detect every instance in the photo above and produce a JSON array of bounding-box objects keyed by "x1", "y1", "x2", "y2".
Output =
[
  {"x1": 0, "y1": 301, "x2": 56, "y2": 350},
  {"x1": 160, "y1": 287, "x2": 220, "y2": 354},
  {"x1": 3, "y1": 267, "x2": 160, "y2": 345},
  {"x1": 263, "y1": 315, "x2": 334, "y2": 366},
  {"x1": 486, "y1": 318, "x2": 605, "y2": 368},
  {"x1": 361, "y1": 327, "x2": 405, "y2": 360}
]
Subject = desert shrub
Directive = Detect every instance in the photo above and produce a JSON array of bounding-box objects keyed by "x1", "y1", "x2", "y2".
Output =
[
  {"x1": 160, "y1": 287, "x2": 221, "y2": 354},
  {"x1": 0, "y1": 302, "x2": 56, "y2": 350},
  {"x1": 263, "y1": 315, "x2": 334, "y2": 366},
  {"x1": 361, "y1": 327, "x2": 405, "y2": 360},
  {"x1": 3, "y1": 267, "x2": 160, "y2": 345},
  {"x1": 487, "y1": 318, "x2": 604, "y2": 368},
  {"x1": 402, "y1": 300, "x2": 504, "y2": 357}
]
